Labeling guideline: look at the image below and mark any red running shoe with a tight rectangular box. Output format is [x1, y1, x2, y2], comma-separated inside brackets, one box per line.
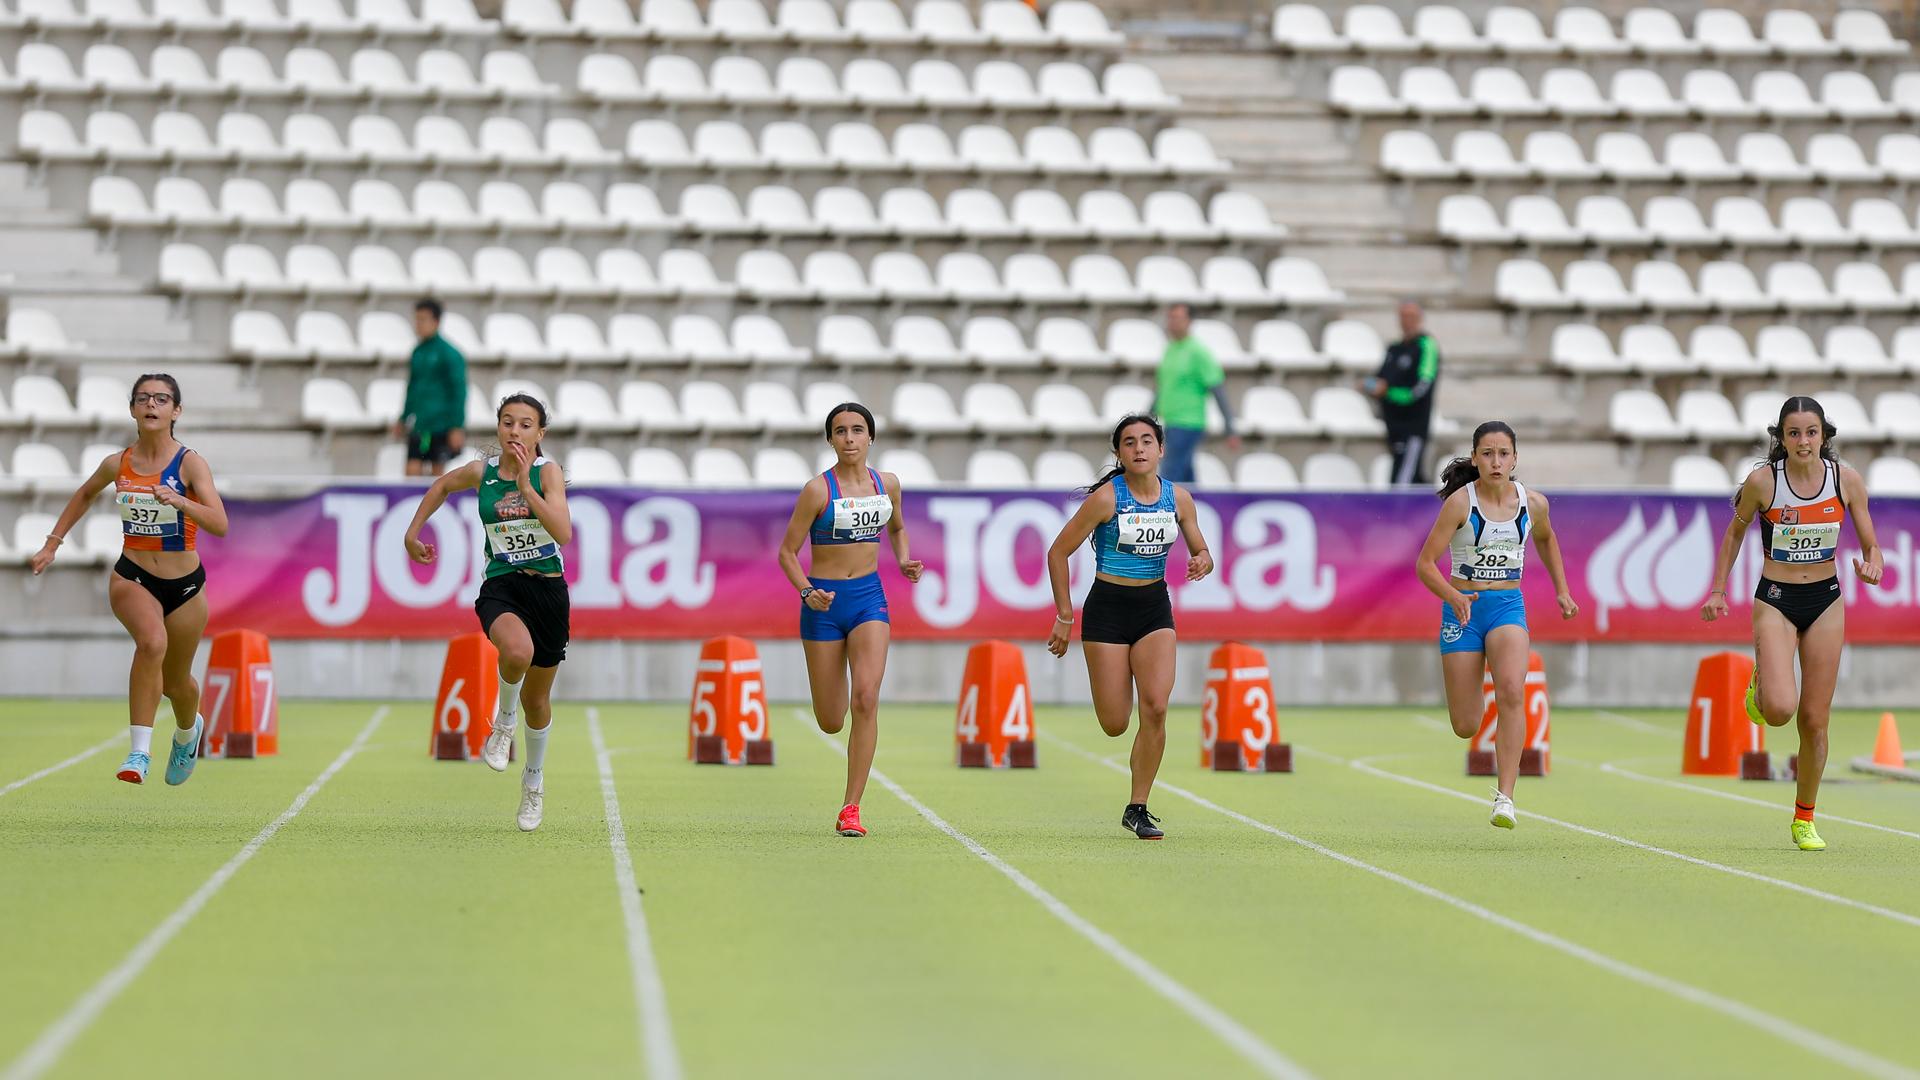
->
[836, 803, 866, 837]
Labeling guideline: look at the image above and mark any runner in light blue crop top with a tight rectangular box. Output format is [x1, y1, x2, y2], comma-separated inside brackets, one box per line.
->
[1091, 473, 1180, 580]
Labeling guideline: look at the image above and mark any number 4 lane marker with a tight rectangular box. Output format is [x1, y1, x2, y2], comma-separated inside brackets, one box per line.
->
[792, 710, 1314, 1080]
[1041, 732, 1920, 1080]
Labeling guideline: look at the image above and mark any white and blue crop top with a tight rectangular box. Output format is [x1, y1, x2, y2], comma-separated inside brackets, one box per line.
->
[810, 468, 892, 546]
[1449, 481, 1530, 583]
[1092, 474, 1179, 579]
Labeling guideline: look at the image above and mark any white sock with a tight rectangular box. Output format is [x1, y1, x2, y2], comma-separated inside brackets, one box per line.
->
[494, 674, 522, 733]
[173, 716, 201, 746]
[523, 723, 549, 790]
[129, 725, 153, 755]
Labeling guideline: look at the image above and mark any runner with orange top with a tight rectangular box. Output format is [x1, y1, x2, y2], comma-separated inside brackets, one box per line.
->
[1703, 395, 1883, 851]
[30, 373, 229, 786]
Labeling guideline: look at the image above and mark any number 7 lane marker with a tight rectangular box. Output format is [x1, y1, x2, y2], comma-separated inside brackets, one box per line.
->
[0, 737, 120, 800]
[793, 710, 1314, 1080]
[586, 708, 684, 1080]
[1041, 733, 1920, 1080]
[2, 707, 389, 1080]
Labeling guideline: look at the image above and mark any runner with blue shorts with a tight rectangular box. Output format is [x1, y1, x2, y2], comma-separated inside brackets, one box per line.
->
[1414, 421, 1578, 830]
[777, 402, 923, 838]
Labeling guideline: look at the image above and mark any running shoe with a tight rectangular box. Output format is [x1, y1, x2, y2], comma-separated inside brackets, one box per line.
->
[116, 751, 150, 785]
[1121, 803, 1163, 840]
[1744, 670, 1765, 726]
[1791, 819, 1826, 851]
[164, 716, 203, 786]
[516, 786, 544, 832]
[1490, 790, 1517, 830]
[836, 803, 866, 837]
[481, 721, 514, 772]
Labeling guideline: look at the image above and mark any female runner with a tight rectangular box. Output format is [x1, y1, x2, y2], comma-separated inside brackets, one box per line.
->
[1045, 414, 1214, 840]
[405, 393, 571, 832]
[31, 374, 228, 785]
[1704, 395, 1881, 851]
[1414, 421, 1576, 829]
[777, 403, 922, 838]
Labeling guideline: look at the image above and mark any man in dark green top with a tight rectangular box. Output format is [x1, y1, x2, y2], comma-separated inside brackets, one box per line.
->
[1362, 301, 1440, 486]
[1152, 302, 1238, 484]
[396, 297, 468, 477]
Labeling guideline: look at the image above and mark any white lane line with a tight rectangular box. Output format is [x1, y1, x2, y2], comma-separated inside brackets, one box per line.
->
[794, 710, 1314, 1080]
[1348, 757, 1920, 931]
[0, 736, 119, 799]
[1408, 714, 1451, 734]
[1599, 761, 1920, 843]
[2, 707, 389, 1080]
[1041, 732, 1920, 1080]
[587, 708, 684, 1080]
[1593, 710, 1679, 736]
[1291, 745, 1349, 765]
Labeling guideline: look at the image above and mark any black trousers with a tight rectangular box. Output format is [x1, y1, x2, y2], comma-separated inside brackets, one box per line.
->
[1386, 430, 1430, 486]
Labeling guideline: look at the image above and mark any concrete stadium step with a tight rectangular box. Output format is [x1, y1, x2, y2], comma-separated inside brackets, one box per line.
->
[1286, 240, 1461, 298]
[0, 226, 117, 278]
[1135, 50, 1302, 104]
[1233, 177, 1405, 230]
[10, 292, 196, 346]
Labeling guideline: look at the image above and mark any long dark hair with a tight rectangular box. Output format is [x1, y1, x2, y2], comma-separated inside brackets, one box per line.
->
[1078, 413, 1165, 498]
[1437, 420, 1517, 499]
[496, 392, 548, 458]
[823, 401, 876, 440]
[130, 373, 182, 435]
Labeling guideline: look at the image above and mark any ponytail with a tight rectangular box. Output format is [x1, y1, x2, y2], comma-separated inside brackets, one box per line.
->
[1437, 420, 1518, 499]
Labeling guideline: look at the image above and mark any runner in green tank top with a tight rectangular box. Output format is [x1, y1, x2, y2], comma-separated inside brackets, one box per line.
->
[404, 393, 572, 832]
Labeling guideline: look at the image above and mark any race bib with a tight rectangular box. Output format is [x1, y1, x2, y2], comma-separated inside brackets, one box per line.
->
[1116, 511, 1178, 556]
[1770, 521, 1840, 564]
[831, 494, 890, 541]
[116, 491, 179, 537]
[486, 518, 558, 564]
[1467, 538, 1524, 581]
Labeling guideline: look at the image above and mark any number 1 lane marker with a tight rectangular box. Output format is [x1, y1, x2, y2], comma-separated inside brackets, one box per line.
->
[586, 708, 684, 1080]
[792, 710, 1314, 1080]
[1041, 732, 1920, 1080]
[0, 736, 120, 800]
[2, 707, 389, 1080]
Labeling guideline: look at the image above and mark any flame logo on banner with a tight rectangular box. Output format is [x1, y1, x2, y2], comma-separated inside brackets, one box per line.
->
[1585, 503, 1716, 632]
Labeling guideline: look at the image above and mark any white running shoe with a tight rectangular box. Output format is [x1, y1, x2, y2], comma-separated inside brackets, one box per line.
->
[1490, 790, 1517, 830]
[482, 721, 515, 772]
[517, 786, 544, 832]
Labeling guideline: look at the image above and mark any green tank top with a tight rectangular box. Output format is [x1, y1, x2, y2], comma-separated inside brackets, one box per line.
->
[478, 455, 565, 579]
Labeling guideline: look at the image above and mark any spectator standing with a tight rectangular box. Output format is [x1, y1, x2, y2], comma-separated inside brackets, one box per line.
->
[397, 298, 468, 477]
[1152, 303, 1238, 484]
[1363, 301, 1441, 486]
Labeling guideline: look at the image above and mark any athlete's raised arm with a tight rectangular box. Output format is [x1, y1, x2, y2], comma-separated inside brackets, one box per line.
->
[1840, 463, 1883, 587]
[1526, 489, 1577, 619]
[1703, 467, 1769, 621]
[29, 451, 121, 574]
[403, 458, 485, 564]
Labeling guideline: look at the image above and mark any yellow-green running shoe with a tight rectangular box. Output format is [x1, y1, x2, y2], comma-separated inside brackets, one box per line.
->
[1744, 670, 1765, 726]
[1791, 819, 1826, 851]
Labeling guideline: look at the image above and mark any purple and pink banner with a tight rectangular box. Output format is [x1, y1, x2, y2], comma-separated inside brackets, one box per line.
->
[203, 487, 1920, 642]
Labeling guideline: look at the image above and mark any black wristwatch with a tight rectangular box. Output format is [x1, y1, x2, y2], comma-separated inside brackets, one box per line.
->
[799, 586, 816, 600]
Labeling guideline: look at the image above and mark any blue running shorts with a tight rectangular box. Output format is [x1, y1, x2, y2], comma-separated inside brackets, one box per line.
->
[1438, 588, 1527, 655]
[799, 572, 890, 642]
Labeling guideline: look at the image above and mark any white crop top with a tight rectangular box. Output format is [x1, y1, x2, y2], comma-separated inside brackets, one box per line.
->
[1449, 481, 1530, 583]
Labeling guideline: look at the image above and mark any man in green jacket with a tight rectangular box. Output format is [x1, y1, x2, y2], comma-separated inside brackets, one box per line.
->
[1152, 302, 1238, 484]
[1361, 301, 1440, 486]
[395, 297, 468, 477]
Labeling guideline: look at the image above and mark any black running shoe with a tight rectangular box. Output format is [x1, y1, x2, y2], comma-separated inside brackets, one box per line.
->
[1121, 803, 1163, 840]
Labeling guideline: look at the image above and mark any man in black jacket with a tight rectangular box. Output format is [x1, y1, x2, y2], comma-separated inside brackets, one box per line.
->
[1361, 301, 1440, 486]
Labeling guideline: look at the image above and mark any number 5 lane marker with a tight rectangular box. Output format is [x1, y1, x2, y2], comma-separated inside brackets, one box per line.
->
[794, 710, 1314, 1080]
[1040, 732, 1919, 1080]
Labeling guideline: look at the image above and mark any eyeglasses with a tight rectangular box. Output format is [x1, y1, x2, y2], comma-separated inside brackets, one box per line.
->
[131, 393, 175, 406]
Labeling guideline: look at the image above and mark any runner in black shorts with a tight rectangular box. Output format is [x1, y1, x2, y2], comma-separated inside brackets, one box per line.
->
[405, 392, 571, 832]
[1045, 414, 1214, 840]
[1704, 395, 1883, 851]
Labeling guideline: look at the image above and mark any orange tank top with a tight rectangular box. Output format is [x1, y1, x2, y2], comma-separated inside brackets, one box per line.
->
[116, 445, 196, 552]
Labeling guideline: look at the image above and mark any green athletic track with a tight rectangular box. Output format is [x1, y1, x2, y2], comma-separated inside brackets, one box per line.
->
[4, 698, 1920, 1080]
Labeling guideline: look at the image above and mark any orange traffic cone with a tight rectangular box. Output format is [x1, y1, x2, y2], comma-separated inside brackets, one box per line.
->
[1873, 712, 1904, 769]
